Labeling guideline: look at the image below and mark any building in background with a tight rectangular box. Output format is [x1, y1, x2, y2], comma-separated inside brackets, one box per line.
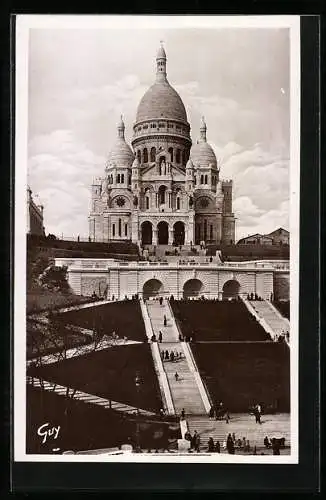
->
[89, 44, 235, 246]
[237, 228, 289, 246]
[27, 186, 45, 236]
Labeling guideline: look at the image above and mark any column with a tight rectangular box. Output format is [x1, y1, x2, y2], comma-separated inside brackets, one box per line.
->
[153, 228, 158, 246]
[168, 228, 173, 245]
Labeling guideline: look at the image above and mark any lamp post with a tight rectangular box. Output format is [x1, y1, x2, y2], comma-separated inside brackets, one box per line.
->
[135, 373, 141, 452]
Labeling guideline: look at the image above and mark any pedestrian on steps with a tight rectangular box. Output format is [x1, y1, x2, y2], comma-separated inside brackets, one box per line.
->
[161, 350, 164, 361]
[215, 440, 221, 453]
[165, 350, 169, 360]
[181, 408, 185, 420]
[163, 315, 167, 327]
[158, 331, 163, 343]
[174, 372, 179, 381]
[208, 437, 215, 452]
[159, 297, 163, 306]
[170, 351, 175, 362]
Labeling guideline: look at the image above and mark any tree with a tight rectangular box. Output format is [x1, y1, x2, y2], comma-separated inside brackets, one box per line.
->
[38, 265, 70, 293]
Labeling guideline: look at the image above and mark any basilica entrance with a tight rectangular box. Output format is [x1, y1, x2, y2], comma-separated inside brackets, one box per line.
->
[222, 279, 240, 300]
[183, 279, 204, 299]
[141, 221, 152, 245]
[173, 221, 185, 246]
[157, 221, 168, 245]
[143, 279, 164, 299]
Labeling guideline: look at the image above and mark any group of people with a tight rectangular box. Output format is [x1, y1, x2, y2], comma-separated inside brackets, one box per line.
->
[161, 349, 183, 362]
[209, 402, 229, 422]
[264, 436, 285, 455]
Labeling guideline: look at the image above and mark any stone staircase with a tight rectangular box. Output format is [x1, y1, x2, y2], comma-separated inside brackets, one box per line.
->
[27, 376, 156, 416]
[249, 300, 290, 338]
[145, 300, 208, 415]
[187, 413, 291, 452]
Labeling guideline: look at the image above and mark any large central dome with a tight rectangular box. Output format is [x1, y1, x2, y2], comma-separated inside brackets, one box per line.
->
[136, 82, 187, 123]
[135, 44, 188, 125]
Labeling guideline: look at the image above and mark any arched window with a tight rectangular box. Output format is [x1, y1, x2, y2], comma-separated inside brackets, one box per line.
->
[194, 176, 197, 185]
[146, 196, 149, 209]
[201, 175, 204, 184]
[112, 223, 115, 237]
[176, 149, 181, 163]
[204, 175, 208, 184]
[118, 219, 122, 237]
[150, 147, 156, 162]
[143, 148, 148, 163]
[168, 147, 173, 162]
[121, 173, 124, 183]
[210, 224, 213, 240]
[117, 174, 120, 183]
[128, 174, 131, 184]
[125, 223, 128, 237]
[137, 150, 141, 163]
[204, 220, 207, 240]
[177, 197, 180, 210]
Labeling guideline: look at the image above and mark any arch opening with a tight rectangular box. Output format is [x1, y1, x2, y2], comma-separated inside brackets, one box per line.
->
[183, 279, 204, 299]
[158, 185, 167, 205]
[157, 221, 168, 245]
[141, 221, 152, 245]
[143, 279, 164, 299]
[174, 221, 185, 246]
[222, 280, 241, 300]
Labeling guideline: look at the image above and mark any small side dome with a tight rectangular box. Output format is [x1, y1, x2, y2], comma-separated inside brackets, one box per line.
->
[106, 117, 134, 168]
[190, 142, 217, 169]
[190, 117, 217, 169]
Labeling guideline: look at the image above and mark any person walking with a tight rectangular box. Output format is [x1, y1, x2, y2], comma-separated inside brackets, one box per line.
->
[174, 372, 179, 381]
[209, 406, 214, 420]
[159, 297, 163, 306]
[191, 431, 198, 450]
[165, 350, 169, 360]
[207, 437, 214, 452]
[158, 331, 163, 343]
[161, 350, 165, 361]
[163, 315, 167, 327]
[170, 351, 175, 362]
[181, 408, 185, 420]
[195, 433, 201, 453]
[225, 412, 230, 424]
[227, 434, 235, 455]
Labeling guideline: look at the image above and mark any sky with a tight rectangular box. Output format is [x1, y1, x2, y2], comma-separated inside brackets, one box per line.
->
[27, 25, 290, 240]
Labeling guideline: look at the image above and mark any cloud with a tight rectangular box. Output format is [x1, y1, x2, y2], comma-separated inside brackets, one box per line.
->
[28, 130, 105, 237]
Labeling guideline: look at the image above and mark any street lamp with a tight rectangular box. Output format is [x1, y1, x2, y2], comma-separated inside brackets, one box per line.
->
[135, 373, 142, 452]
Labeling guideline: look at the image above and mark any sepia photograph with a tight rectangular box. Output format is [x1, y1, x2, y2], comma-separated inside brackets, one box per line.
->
[14, 15, 300, 464]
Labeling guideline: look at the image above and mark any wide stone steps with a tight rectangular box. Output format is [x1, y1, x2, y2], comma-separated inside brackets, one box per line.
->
[187, 413, 291, 450]
[145, 300, 207, 415]
[250, 301, 289, 337]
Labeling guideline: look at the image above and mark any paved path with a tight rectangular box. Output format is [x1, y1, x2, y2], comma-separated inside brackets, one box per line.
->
[27, 376, 155, 417]
[27, 337, 142, 366]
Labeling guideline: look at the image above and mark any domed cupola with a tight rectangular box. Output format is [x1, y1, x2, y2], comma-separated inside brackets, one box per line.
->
[105, 116, 134, 169]
[134, 43, 188, 124]
[190, 117, 218, 169]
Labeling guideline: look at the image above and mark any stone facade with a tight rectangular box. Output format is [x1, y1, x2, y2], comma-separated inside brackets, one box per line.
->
[27, 187, 45, 236]
[89, 44, 235, 246]
[55, 258, 289, 301]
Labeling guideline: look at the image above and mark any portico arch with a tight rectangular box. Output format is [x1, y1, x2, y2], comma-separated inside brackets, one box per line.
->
[141, 221, 152, 245]
[157, 220, 168, 244]
[222, 279, 241, 300]
[174, 221, 185, 246]
[183, 279, 204, 299]
[143, 279, 164, 299]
